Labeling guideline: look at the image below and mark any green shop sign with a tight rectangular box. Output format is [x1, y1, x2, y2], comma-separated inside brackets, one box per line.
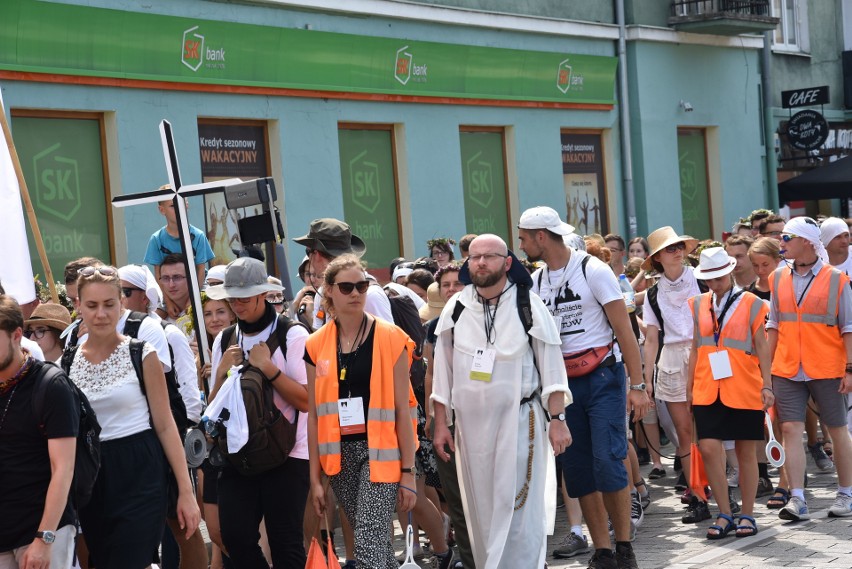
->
[0, 0, 616, 105]
[460, 131, 511, 243]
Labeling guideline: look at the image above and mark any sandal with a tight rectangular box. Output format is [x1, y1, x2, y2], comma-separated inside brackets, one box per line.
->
[767, 488, 790, 509]
[736, 515, 758, 538]
[706, 513, 737, 540]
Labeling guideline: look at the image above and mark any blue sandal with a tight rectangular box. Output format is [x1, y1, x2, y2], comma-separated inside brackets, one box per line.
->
[706, 513, 737, 540]
[767, 488, 789, 509]
[736, 515, 758, 538]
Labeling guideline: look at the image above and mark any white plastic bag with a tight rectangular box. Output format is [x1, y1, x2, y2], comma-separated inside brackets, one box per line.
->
[202, 366, 249, 453]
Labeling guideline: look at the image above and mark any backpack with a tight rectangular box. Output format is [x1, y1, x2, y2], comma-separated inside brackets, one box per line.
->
[32, 360, 101, 510]
[386, 295, 428, 405]
[216, 315, 304, 476]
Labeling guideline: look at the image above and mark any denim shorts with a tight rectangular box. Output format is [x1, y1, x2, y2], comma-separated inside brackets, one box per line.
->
[559, 361, 629, 498]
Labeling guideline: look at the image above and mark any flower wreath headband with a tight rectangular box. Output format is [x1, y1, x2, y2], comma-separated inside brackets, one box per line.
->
[427, 237, 456, 252]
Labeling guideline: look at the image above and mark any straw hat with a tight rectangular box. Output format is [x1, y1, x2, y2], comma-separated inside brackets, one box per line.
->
[692, 247, 736, 280]
[25, 302, 72, 332]
[419, 282, 445, 321]
[641, 226, 699, 271]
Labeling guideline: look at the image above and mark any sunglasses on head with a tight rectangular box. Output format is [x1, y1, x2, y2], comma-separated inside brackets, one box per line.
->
[78, 266, 117, 277]
[663, 242, 687, 254]
[781, 234, 799, 242]
[333, 280, 370, 295]
[121, 287, 142, 298]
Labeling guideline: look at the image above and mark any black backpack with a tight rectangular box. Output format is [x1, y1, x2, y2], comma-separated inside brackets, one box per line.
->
[386, 295, 428, 405]
[215, 315, 304, 475]
[32, 360, 102, 510]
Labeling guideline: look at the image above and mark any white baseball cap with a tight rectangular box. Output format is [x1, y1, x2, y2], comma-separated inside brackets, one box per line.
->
[518, 206, 575, 236]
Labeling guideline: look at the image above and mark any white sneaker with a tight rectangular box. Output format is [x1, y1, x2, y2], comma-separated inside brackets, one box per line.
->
[779, 495, 810, 521]
[828, 492, 852, 517]
[726, 466, 739, 488]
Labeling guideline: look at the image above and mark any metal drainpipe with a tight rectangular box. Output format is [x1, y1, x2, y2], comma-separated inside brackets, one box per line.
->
[762, 30, 780, 212]
[616, 0, 638, 238]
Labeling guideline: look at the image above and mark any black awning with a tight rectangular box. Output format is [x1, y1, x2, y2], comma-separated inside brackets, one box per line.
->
[778, 155, 852, 203]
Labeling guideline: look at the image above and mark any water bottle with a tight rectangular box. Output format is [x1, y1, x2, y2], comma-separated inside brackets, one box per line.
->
[619, 274, 636, 313]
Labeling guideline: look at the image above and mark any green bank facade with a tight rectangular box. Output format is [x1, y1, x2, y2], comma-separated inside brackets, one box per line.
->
[1, 0, 777, 279]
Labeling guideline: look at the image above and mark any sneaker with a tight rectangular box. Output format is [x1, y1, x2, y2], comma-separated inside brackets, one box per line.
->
[432, 549, 455, 569]
[648, 466, 666, 480]
[680, 488, 693, 504]
[452, 562, 464, 569]
[779, 495, 810, 521]
[726, 466, 739, 488]
[639, 489, 651, 510]
[756, 476, 773, 498]
[587, 549, 618, 569]
[674, 472, 687, 491]
[808, 442, 834, 472]
[682, 497, 711, 524]
[607, 519, 636, 542]
[552, 532, 590, 559]
[729, 487, 741, 515]
[615, 542, 639, 569]
[631, 492, 645, 528]
[828, 492, 852, 517]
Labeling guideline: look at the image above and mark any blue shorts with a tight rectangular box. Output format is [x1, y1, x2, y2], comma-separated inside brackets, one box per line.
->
[559, 362, 629, 498]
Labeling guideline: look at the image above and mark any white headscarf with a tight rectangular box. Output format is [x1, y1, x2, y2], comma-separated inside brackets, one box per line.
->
[820, 217, 849, 247]
[784, 217, 829, 264]
[118, 264, 162, 314]
[383, 282, 426, 309]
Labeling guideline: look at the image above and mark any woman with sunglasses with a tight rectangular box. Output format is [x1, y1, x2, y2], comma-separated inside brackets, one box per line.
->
[68, 266, 200, 569]
[305, 254, 419, 569]
[641, 227, 714, 523]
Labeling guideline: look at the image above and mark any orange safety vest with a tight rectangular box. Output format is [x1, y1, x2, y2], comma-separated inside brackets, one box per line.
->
[689, 291, 768, 410]
[770, 266, 849, 380]
[305, 318, 418, 483]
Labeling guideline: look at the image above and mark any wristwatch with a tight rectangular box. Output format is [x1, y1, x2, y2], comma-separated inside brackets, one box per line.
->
[552, 412, 566, 422]
[401, 467, 415, 474]
[628, 383, 646, 391]
[35, 530, 56, 544]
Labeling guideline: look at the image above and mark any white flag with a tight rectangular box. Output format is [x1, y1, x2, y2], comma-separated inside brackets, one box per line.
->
[0, 90, 37, 303]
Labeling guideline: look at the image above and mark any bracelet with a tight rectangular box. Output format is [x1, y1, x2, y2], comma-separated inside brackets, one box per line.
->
[761, 387, 773, 392]
[266, 369, 282, 383]
[400, 484, 418, 495]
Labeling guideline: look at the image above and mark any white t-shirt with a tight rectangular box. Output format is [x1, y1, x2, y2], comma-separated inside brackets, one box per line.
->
[531, 251, 622, 354]
[642, 266, 701, 344]
[210, 318, 310, 460]
[832, 254, 852, 278]
[71, 338, 157, 441]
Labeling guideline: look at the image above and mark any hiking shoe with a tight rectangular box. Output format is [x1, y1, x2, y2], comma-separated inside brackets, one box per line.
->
[615, 542, 639, 569]
[682, 497, 711, 524]
[828, 492, 852, 517]
[552, 532, 590, 559]
[808, 443, 834, 472]
[674, 471, 687, 491]
[756, 476, 773, 498]
[779, 495, 810, 521]
[587, 549, 618, 569]
[726, 466, 739, 488]
[648, 466, 666, 480]
[432, 549, 455, 569]
[631, 492, 645, 528]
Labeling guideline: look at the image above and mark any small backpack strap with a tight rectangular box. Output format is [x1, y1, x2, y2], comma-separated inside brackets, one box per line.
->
[129, 338, 146, 394]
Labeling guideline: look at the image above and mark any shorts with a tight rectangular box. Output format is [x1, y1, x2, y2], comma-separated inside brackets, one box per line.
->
[654, 341, 691, 403]
[560, 361, 629, 498]
[0, 525, 76, 569]
[693, 395, 764, 440]
[772, 376, 848, 427]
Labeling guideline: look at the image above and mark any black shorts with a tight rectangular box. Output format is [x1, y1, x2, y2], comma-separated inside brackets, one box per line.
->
[693, 396, 764, 441]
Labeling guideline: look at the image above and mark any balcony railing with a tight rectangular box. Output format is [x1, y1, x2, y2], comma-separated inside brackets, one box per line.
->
[669, 0, 779, 35]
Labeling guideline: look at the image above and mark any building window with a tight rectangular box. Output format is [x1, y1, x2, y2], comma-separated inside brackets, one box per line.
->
[561, 131, 608, 236]
[458, 128, 512, 244]
[677, 128, 713, 239]
[772, 0, 809, 53]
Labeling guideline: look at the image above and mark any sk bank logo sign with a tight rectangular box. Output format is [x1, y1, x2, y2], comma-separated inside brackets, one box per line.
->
[182, 26, 205, 71]
[466, 151, 493, 209]
[557, 58, 584, 94]
[394, 46, 428, 85]
[349, 151, 381, 214]
[32, 143, 82, 222]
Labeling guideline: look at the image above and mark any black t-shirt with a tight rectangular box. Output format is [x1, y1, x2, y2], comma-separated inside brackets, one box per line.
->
[746, 282, 771, 302]
[0, 362, 79, 550]
[305, 321, 375, 442]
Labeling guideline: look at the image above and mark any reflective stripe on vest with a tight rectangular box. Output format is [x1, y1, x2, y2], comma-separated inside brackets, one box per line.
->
[773, 268, 840, 326]
[317, 401, 338, 417]
[368, 408, 395, 422]
[369, 447, 402, 462]
[693, 293, 762, 353]
[319, 441, 341, 456]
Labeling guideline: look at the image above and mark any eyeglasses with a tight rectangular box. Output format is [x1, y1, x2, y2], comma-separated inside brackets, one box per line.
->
[468, 253, 508, 263]
[432, 250, 450, 257]
[121, 287, 142, 298]
[266, 293, 284, 304]
[781, 234, 799, 242]
[761, 230, 782, 237]
[77, 266, 117, 277]
[332, 281, 370, 295]
[24, 327, 49, 340]
[663, 242, 687, 254]
[159, 275, 187, 284]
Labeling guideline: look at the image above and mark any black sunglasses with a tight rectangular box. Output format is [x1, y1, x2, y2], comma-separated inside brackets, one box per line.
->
[332, 281, 370, 295]
[121, 287, 142, 298]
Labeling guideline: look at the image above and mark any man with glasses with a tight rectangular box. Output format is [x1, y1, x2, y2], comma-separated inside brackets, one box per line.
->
[605, 234, 627, 276]
[159, 254, 193, 323]
[768, 216, 852, 521]
[432, 233, 572, 569]
[207, 257, 310, 569]
[759, 215, 786, 241]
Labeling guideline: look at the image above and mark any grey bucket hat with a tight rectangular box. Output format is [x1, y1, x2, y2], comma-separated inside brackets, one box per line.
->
[205, 258, 283, 300]
[292, 218, 366, 258]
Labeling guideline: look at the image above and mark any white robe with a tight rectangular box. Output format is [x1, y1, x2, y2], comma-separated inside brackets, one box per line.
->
[431, 283, 571, 569]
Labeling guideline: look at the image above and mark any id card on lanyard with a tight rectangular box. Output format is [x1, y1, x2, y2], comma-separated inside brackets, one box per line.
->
[708, 290, 743, 380]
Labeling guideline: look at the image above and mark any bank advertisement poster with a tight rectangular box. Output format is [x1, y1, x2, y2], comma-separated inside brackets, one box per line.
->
[561, 132, 607, 236]
[198, 122, 269, 264]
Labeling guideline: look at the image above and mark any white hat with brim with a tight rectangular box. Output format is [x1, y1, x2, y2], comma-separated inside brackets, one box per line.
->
[641, 226, 700, 271]
[206, 257, 283, 300]
[693, 247, 736, 280]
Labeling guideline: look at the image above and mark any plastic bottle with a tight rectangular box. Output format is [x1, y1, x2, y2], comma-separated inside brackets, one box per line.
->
[619, 274, 636, 313]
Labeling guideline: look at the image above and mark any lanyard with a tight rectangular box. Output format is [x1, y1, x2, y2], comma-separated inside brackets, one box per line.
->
[797, 272, 816, 306]
[478, 284, 514, 345]
[711, 289, 744, 346]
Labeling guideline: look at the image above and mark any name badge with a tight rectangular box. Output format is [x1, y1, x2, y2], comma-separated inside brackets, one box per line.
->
[338, 397, 366, 435]
[470, 348, 496, 382]
[708, 350, 733, 381]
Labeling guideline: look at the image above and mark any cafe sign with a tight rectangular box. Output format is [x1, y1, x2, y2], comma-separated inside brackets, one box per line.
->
[787, 109, 829, 151]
